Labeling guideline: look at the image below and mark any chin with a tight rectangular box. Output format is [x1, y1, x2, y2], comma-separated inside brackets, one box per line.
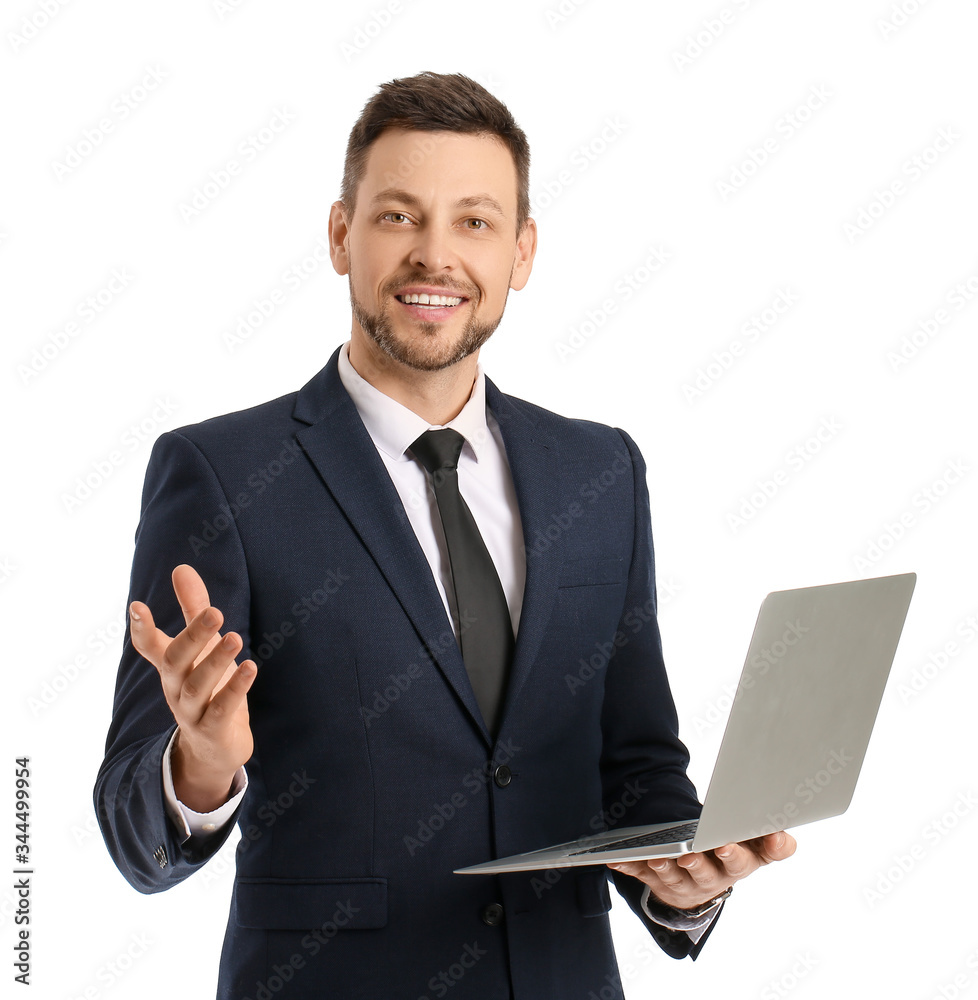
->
[372, 323, 496, 373]
[385, 339, 476, 373]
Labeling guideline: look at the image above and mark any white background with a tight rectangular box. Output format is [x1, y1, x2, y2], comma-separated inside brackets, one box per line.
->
[3, 1, 977, 998]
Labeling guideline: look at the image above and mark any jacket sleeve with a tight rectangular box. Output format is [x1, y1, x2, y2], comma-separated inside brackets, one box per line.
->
[94, 430, 252, 893]
[599, 428, 722, 959]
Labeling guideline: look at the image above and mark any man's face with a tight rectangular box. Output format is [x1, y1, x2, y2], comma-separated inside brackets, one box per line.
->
[329, 128, 536, 372]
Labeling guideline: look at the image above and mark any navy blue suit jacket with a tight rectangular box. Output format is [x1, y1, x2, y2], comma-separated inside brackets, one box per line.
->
[95, 345, 717, 999]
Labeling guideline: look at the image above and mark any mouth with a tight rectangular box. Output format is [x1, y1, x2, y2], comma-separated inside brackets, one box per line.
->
[394, 290, 468, 321]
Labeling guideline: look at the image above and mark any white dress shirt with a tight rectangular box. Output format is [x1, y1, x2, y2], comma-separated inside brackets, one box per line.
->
[161, 340, 717, 940]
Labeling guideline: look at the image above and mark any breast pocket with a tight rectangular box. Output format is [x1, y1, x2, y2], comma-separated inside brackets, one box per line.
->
[557, 556, 625, 590]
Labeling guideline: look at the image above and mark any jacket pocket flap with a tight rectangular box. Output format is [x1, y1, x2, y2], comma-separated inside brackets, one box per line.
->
[234, 877, 388, 930]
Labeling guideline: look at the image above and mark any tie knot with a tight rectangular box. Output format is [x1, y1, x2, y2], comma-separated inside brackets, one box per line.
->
[410, 428, 465, 477]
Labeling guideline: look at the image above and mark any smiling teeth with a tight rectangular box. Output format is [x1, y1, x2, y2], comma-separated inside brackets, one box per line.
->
[399, 293, 463, 306]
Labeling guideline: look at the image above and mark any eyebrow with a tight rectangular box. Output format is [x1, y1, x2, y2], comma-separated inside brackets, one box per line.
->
[369, 188, 507, 219]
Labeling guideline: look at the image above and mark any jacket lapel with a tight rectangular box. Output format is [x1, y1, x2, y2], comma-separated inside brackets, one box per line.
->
[293, 347, 491, 743]
[484, 378, 562, 733]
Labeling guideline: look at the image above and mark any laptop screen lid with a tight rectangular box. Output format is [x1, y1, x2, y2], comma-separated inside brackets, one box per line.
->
[691, 571, 916, 853]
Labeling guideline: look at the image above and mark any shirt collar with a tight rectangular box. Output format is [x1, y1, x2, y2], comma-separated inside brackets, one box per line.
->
[337, 340, 491, 463]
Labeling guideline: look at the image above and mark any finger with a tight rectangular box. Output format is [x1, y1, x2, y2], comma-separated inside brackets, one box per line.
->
[758, 831, 797, 862]
[129, 601, 176, 668]
[177, 631, 244, 719]
[606, 860, 650, 880]
[161, 605, 225, 681]
[197, 659, 258, 734]
[712, 843, 757, 879]
[173, 564, 212, 629]
[644, 859, 687, 892]
[676, 851, 721, 887]
[607, 859, 693, 903]
[211, 656, 244, 698]
[739, 831, 793, 864]
[606, 860, 669, 894]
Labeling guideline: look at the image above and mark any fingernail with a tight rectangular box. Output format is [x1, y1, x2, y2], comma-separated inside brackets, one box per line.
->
[203, 609, 218, 627]
[129, 604, 141, 622]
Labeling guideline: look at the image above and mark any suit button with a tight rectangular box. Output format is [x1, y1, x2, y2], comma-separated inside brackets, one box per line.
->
[481, 903, 504, 926]
[493, 765, 512, 788]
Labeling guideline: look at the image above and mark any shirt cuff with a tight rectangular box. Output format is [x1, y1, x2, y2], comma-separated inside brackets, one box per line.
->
[161, 728, 248, 842]
[640, 885, 722, 945]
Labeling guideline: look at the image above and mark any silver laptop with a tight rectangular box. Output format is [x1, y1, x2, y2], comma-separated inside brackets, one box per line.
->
[455, 572, 916, 874]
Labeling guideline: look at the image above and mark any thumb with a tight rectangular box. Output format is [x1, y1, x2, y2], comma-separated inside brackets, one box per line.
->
[172, 563, 212, 628]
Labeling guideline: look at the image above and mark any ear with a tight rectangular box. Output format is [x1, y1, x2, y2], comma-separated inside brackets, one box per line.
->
[328, 200, 352, 276]
[509, 216, 538, 291]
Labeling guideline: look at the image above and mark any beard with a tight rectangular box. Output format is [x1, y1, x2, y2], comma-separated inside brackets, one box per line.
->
[348, 267, 509, 372]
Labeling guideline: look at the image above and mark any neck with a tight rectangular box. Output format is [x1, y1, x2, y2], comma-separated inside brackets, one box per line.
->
[347, 332, 479, 425]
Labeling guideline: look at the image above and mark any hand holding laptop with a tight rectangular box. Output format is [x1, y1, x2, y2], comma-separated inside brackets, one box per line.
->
[607, 830, 797, 912]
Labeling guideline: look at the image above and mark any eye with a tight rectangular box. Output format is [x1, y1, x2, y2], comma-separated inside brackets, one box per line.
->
[464, 218, 488, 230]
[382, 212, 411, 224]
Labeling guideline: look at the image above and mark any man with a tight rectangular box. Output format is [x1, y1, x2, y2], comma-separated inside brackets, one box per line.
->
[95, 72, 795, 999]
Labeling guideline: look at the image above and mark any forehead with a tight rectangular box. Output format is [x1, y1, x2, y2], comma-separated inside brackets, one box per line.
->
[359, 128, 518, 216]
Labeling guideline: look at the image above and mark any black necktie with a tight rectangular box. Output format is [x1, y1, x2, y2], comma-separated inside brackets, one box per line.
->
[410, 428, 514, 734]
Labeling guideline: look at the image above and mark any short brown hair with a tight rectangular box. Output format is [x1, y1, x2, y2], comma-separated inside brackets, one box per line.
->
[340, 71, 531, 234]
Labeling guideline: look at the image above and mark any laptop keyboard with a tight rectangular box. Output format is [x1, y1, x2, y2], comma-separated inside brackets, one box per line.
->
[569, 821, 700, 855]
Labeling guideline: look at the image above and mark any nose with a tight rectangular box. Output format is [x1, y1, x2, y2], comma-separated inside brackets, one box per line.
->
[409, 222, 458, 273]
